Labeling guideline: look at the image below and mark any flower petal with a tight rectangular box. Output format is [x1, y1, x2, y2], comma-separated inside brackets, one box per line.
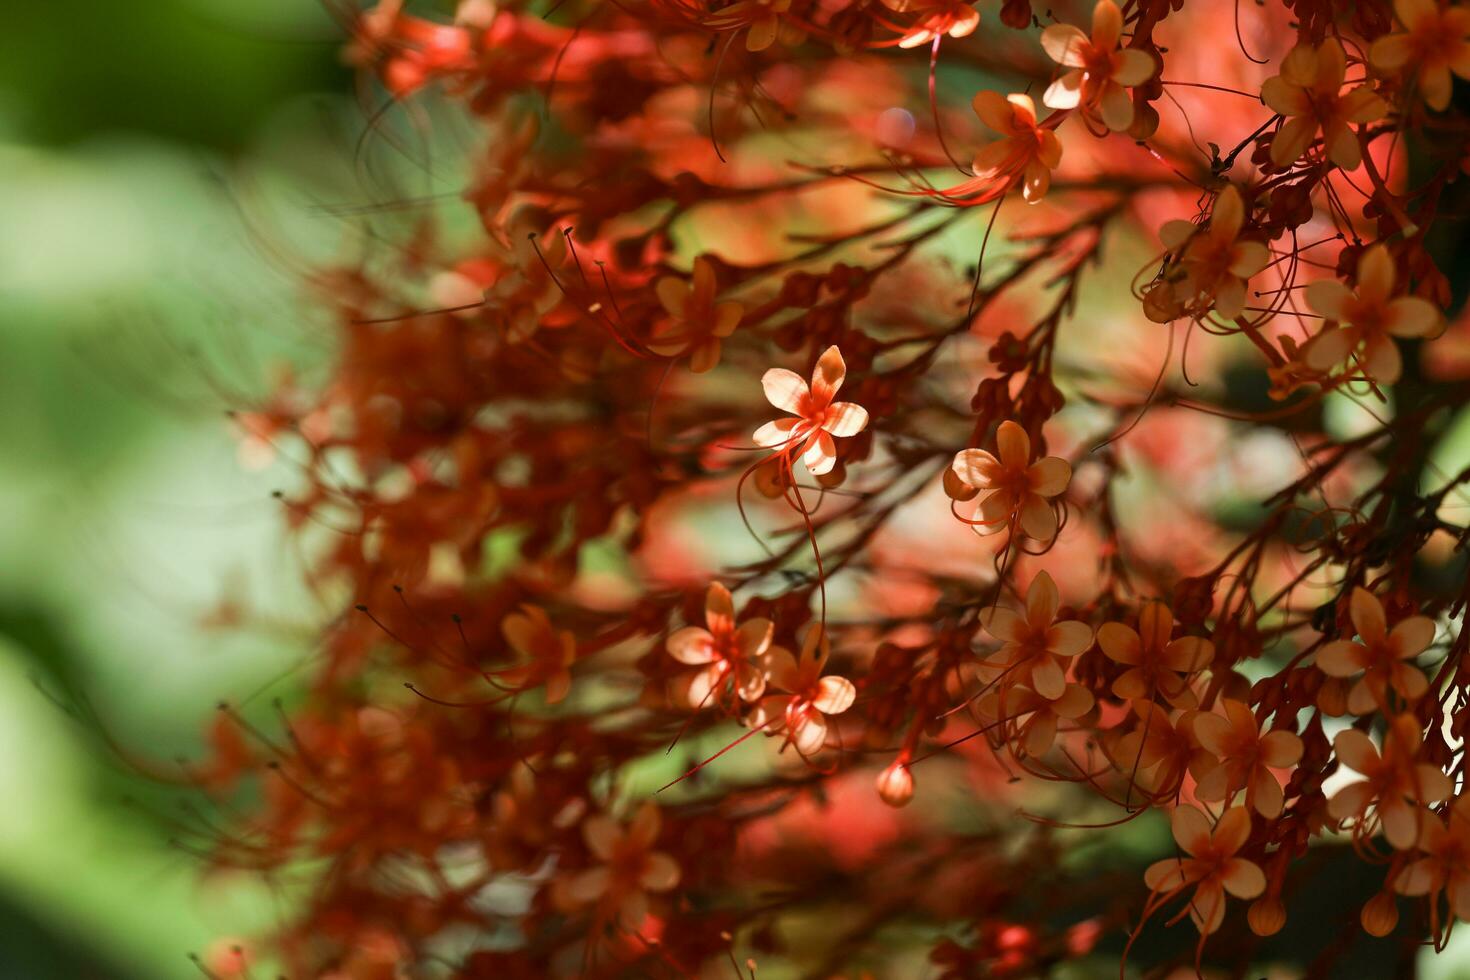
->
[1019, 494, 1058, 540]
[641, 852, 681, 891]
[761, 368, 809, 415]
[1040, 24, 1090, 67]
[952, 448, 1003, 488]
[811, 345, 847, 406]
[813, 674, 856, 715]
[1027, 456, 1072, 497]
[1047, 620, 1093, 658]
[752, 416, 800, 449]
[1350, 587, 1387, 643]
[822, 401, 869, 437]
[668, 626, 717, 665]
[1098, 623, 1142, 664]
[1171, 804, 1214, 855]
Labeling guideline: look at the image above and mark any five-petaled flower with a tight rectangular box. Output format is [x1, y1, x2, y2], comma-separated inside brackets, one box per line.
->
[951, 420, 1071, 541]
[1098, 601, 1212, 708]
[667, 581, 774, 709]
[649, 255, 743, 374]
[1040, 0, 1157, 131]
[977, 680, 1096, 759]
[1151, 185, 1271, 322]
[754, 345, 870, 476]
[966, 92, 1064, 204]
[1315, 587, 1435, 715]
[1329, 714, 1452, 849]
[1304, 245, 1445, 384]
[1394, 795, 1470, 918]
[565, 803, 681, 931]
[750, 625, 857, 756]
[1261, 39, 1388, 170]
[1370, 0, 1470, 111]
[979, 570, 1094, 700]
[500, 604, 576, 704]
[1143, 806, 1266, 935]
[1192, 699, 1303, 819]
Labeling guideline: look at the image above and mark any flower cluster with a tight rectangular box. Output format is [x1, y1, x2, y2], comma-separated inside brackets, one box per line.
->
[157, 0, 1470, 976]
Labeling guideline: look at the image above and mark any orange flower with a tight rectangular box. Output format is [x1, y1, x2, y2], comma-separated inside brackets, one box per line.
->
[1143, 806, 1266, 934]
[750, 625, 856, 756]
[667, 582, 774, 708]
[707, 0, 800, 52]
[1370, 0, 1470, 111]
[951, 420, 1071, 541]
[1328, 715, 1451, 849]
[1107, 700, 1199, 798]
[1040, 0, 1157, 131]
[977, 681, 1095, 758]
[649, 256, 743, 373]
[1304, 245, 1445, 384]
[500, 604, 576, 704]
[881, 0, 980, 49]
[978, 570, 1093, 699]
[565, 803, 681, 931]
[1261, 39, 1387, 169]
[1394, 795, 1470, 918]
[1098, 601, 1212, 708]
[968, 92, 1063, 204]
[1315, 587, 1435, 714]
[753, 345, 869, 476]
[1191, 699, 1303, 819]
[1151, 185, 1271, 321]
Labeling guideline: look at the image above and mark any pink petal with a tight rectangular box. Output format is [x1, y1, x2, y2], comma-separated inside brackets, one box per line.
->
[761, 367, 809, 415]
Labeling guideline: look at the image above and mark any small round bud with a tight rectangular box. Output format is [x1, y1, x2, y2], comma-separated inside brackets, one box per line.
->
[876, 760, 914, 807]
[1361, 891, 1399, 937]
[1247, 896, 1286, 936]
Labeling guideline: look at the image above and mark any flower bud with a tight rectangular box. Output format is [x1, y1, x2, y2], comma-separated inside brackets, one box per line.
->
[1361, 891, 1399, 937]
[1247, 896, 1286, 936]
[876, 760, 914, 807]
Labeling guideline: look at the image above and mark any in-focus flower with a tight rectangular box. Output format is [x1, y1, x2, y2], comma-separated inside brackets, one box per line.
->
[1328, 715, 1452, 849]
[1261, 39, 1387, 169]
[951, 420, 1071, 540]
[1151, 185, 1271, 321]
[1143, 806, 1266, 934]
[965, 92, 1063, 204]
[754, 345, 869, 476]
[1304, 245, 1445, 384]
[667, 582, 774, 708]
[1315, 586, 1434, 714]
[1040, 0, 1157, 131]
[1370, 0, 1470, 111]
[979, 570, 1093, 699]
[500, 604, 576, 703]
[565, 803, 681, 930]
[649, 256, 743, 373]
[1191, 699, 1303, 818]
[751, 625, 857, 756]
[1098, 601, 1212, 708]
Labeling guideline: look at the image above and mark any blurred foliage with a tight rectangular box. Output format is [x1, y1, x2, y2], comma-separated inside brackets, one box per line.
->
[0, 2, 347, 976]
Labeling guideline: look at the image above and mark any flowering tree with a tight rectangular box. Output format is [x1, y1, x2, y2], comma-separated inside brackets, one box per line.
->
[187, 0, 1470, 975]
